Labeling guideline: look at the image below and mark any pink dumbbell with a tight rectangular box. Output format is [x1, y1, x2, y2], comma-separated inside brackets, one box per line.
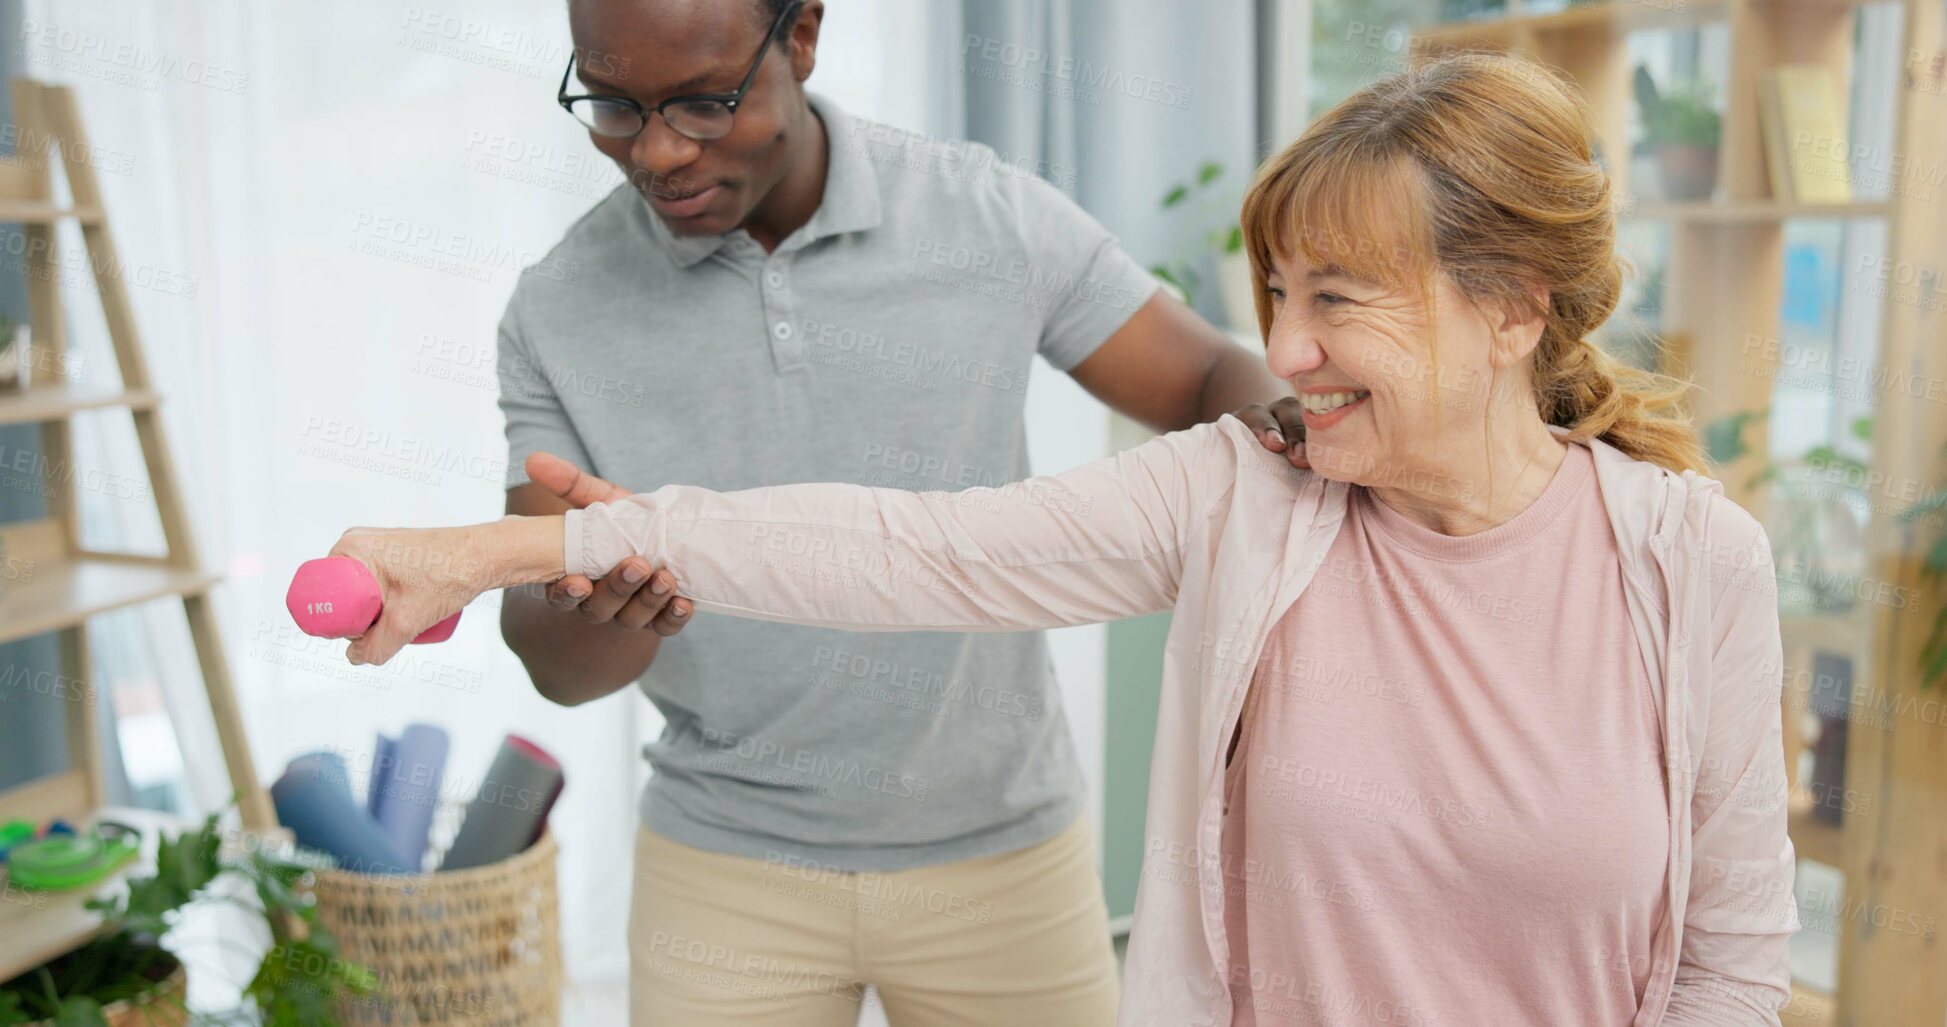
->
[286, 556, 461, 644]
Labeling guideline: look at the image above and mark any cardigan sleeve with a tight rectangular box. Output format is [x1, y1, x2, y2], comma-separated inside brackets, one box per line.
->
[1663, 498, 1797, 1025]
[562, 417, 1247, 633]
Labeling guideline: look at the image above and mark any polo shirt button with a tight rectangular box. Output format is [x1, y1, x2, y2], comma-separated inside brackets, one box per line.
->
[773, 321, 794, 341]
[766, 271, 784, 288]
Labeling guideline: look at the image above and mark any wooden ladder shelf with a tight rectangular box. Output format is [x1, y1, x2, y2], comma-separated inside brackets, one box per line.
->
[0, 77, 271, 984]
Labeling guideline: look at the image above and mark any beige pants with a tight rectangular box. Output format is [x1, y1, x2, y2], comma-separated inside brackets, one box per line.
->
[627, 816, 1120, 1026]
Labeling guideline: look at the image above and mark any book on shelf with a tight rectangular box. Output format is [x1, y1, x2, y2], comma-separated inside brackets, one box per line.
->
[1759, 65, 1851, 204]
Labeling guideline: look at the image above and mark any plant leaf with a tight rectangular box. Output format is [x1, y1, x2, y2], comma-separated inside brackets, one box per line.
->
[1704, 410, 1758, 465]
[51, 997, 106, 1027]
[1632, 65, 1661, 120]
[1921, 606, 1947, 689]
[1925, 529, 1947, 577]
[1161, 184, 1189, 208]
[1196, 161, 1223, 185]
[1850, 415, 1874, 442]
[1901, 486, 1947, 524]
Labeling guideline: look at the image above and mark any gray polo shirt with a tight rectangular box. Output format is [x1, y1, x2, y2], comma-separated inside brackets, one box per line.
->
[496, 93, 1158, 870]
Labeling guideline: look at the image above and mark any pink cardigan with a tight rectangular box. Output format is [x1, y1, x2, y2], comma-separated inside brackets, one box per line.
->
[565, 415, 1798, 1026]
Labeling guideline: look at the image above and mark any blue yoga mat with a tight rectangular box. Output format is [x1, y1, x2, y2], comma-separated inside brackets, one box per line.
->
[367, 724, 449, 871]
[272, 753, 412, 875]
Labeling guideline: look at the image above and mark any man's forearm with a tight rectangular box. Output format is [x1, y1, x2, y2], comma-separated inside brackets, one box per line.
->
[501, 585, 663, 705]
[1195, 341, 1292, 426]
[485, 513, 660, 705]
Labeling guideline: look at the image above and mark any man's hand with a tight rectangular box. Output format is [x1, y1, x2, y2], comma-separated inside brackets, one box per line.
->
[525, 452, 694, 636]
[1231, 397, 1310, 469]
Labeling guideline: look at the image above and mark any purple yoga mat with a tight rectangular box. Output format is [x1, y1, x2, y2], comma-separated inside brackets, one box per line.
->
[366, 723, 449, 871]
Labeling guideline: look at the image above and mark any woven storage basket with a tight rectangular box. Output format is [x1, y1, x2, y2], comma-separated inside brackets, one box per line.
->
[309, 830, 561, 1026]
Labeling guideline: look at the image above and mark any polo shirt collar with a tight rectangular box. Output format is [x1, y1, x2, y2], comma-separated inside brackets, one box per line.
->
[797, 92, 883, 242]
[645, 91, 882, 268]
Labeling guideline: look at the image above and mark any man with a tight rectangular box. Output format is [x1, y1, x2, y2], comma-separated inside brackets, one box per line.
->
[496, 0, 1304, 1022]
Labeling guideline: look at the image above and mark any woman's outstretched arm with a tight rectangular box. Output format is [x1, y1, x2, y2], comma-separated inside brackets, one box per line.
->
[333, 418, 1243, 665]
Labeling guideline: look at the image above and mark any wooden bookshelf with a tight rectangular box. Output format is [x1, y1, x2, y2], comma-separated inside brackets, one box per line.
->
[0, 79, 271, 987]
[1786, 793, 1844, 868]
[1413, 2, 1947, 1024]
[0, 807, 193, 983]
[0, 382, 161, 426]
[0, 199, 101, 224]
[1630, 199, 1891, 222]
[1415, 0, 1729, 45]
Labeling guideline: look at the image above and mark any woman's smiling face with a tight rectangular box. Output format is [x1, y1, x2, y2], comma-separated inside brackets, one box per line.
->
[1260, 249, 1506, 490]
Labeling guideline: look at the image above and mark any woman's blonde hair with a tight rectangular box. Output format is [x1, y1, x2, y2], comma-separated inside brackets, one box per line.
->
[1240, 52, 1706, 475]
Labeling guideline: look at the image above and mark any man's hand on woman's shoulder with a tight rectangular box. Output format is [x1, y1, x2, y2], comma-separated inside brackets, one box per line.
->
[1230, 397, 1311, 469]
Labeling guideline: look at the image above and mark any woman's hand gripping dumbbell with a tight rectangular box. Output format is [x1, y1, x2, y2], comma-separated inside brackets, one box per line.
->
[287, 555, 463, 645]
[286, 520, 565, 664]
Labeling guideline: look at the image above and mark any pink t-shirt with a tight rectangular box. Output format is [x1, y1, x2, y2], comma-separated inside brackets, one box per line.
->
[1220, 442, 1668, 1026]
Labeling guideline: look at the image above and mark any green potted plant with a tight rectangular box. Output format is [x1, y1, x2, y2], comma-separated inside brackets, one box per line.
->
[1634, 65, 1722, 202]
[1150, 162, 1252, 330]
[1897, 455, 1947, 688]
[0, 813, 374, 1027]
[0, 313, 24, 391]
[1707, 410, 1947, 688]
[1706, 410, 1873, 616]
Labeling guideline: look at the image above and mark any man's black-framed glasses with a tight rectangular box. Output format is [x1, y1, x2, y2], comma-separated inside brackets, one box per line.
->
[558, 0, 805, 142]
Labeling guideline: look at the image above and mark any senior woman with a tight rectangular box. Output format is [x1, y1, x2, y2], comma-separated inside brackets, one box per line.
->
[330, 54, 1794, 1026]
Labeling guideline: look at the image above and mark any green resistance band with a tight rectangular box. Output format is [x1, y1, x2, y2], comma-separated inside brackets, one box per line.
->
[8, 821, 141, 891]
[0, 819, 33, 859]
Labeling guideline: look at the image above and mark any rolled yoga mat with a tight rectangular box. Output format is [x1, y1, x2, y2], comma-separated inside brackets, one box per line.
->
[300, 749, 351, 796]
[271, 753, 412, 874]
[439, 735, 564, 871]
[367, 723, 449, 871]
